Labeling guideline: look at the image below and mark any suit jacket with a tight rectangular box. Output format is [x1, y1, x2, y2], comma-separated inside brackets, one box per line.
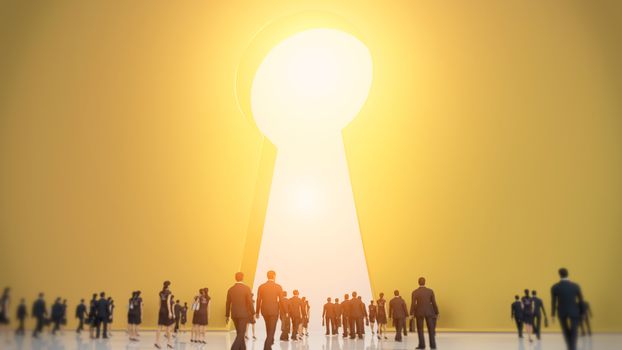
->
[349, 298, 366, 318]
[511, 301, 523, 319]
[17, 304, 27, 319]
[226, 282, 254, 319]
[322, 302, 334, 319]
[279, 297, 289, 318]
[32, 299, 46, 318]
[389, 296, 408, 319]
[256, 280, 283, 317]
[551, 280, 583, 319]
[96, 298, 109, 319]
[288, 296, 303, 319]
[334, 303, 342, 318]
[76, 304, 86, 318]
[340, 299, 351, 318]
[411, 287, 439, 317]
[533, 297, 545, 316]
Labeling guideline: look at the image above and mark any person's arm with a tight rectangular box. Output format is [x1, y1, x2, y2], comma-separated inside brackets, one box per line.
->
[431, 290, 439, 316]
[225, 290, 231, 323]
[541, 300, 547, 319]
[410, 292, 415, 317]
[511, 304, 515, 320]
[255, 287, 262, 319]
[388, 301, 393, 319]
[577, 286, 584, 316]
[551, 286, 557, 320]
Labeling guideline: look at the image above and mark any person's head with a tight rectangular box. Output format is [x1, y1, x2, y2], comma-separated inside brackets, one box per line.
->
[136, 291, 141, 297]
[559, 268, 569, 278]
[235, 272, 244, 282]
[335, 298, 339, 303]
[327, 297, 331, 302]
[204, 287, 209, 296]
[107, 297, 112, 301]
[63, 299, 67, 304]
[282, 291, 287, 297]
[20, 298, 25, 303]
[100, 292, 105, 298]
[176, 299, 180, 304]
[39, 292, 44, 298]
[267, 270, 276, 280]
[394, 290, 399, 296]
[184, 302, 187, 306]
[293, 290, 299, 296]
[55, 297, 61, 303]
[344, 294, 349, 300]
[80, 299, 84, 303]
[379, 292, 384, 298]
[92, 293, 97, 299]
[301, 296, 306, 301]
[515, 295, 520, 301]
[163, 280, 171, 290]
[2, 287, 9, 295]
[418, 277, 426, 286]
[352, 291, 358, 298]
[532, 290, 537, 296]
[370, 300, 374, 305]
[524, 289, 530, 296]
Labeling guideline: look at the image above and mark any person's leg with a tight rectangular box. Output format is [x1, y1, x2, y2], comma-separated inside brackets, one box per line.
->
[534, 315, 541, 339]
[416, 316, 425, 348]
[426, 317, 437, 349]
[349, 317, 356, 339]
[559, 316, 571, 349]
[395, 318, 403, 341]
[569, 317, 580, 350]
[585, 316, 592, 336]
[516, 319, 523, 337]
[231, 318, 246, 350]
[155, 325, 162, 346]
[103, 320, 108, 339]
[342, 316, 347, 337]
[264, 315, 277, 349]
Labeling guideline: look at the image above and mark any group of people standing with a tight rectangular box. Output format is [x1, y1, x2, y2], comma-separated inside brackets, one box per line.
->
[510, 289, 548, 342]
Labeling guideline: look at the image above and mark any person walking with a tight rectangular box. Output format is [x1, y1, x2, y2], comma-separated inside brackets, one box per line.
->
[225, 272, 254, 350]
[551, 268, 584, 350]
[388, 290, 408, 342]
[511, 295, 524, 338]
[255, 270, 283, 349]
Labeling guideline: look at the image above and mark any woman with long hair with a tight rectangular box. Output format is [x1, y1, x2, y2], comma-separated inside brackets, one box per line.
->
[376, 293, 388, 340]
[368, 300, 377, 335]
[127, 291, 143, 341]
[190, 289, 202, 343]
[155, 281, 174, 349]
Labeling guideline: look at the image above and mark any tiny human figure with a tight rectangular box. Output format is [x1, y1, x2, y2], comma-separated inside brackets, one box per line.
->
[180, 302, 188, 332]
[368, 300, 377, 335]
[75, 299, 87, 333]
[255, 270, 284, 350]
[279, 291, 290, 341]
[225, 272, 254, 350]
[31, 292, 47, 338]
[322, 297, 335, 335]
[173, 300, 182, 334]
[521, 289, 535, 343]
[348, 292, 365, 339]
[88, 293, 97, 339]
[192, 288, 210, 344]
[511, 295, 524, 338]
[376, 293, 388, 340]
[388, 290, 408, 342]
[107, 297, 114, 337]
[288, 290, 303, 341]
[332, 298, 341, 336]
[245, 293, 256, 340]
[411, 277, 440, 350]
[358, 296, 368, 335]
[129, 291, 143, 341]
[340, 294, 350, 338]
[51, 297, 64, 335]
[580, 300, 592, 336]
[300, 296, 309, 337]
[95, 292, 110, 339]
[155, 281, 174, 349]
[0, 287, 10, 339]
[532, 290, 548, 340]
[551, 267, 584, 350]
[16, 298, 27, 336]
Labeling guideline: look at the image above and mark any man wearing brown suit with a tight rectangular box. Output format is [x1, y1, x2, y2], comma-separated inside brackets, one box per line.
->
[322, 297, 336, 335]
[388, 290, 408, 342]
[288, 290, 303, 341]
[278, 291, 290, 341]
[348, 292, 366, 339]
[333, 298, 341, 335]
[411, 277, 439, 349]
[256, 270, 283, 350]
[226, 272, 255, 350]
[340, 294, 350, 338]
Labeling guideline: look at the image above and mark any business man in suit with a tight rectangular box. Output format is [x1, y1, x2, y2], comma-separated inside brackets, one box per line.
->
[322, 297, 335, 335]
[340, 294, 350, 338]
[531, 290, 548, 340]
[348, 292, 365, 339]
[226, 272, 255, 350]
[388, 290, 408, 342]
[511, 295, 524, 338]
[256, 270, 283, 349]
[333, 298, 341, 335]
[411, 277, 439, 349]
[579, 301, 592, 336]
[288, 290, 303, 341]
[551, 268, 583, 350]
[95, 292, 109, 339]
[278, 291, 290, 341]
[75, 299, 87, 333]
[31, 293, 47, 338]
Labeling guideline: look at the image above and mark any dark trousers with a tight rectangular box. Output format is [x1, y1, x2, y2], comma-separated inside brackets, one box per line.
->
[324, 317, 334, 335]
[174, 318, 180, 332]
[534, 314, 542, 338]
[349, 317, 363, 338]
[580, 316, 592, 336]
[263, 314, 278, 350]
[559, 316, 580, 350]
[33, 317, 45, 337]
[52, 319, 61, 334]
[394, 318, 405, 341]
[16, 318, 25, 335]
[291, 317, 302, 339]
[279, 315, 290, 340]
[95, 317, 108, 338]
[416, 316, 436, 348]
[232, 317, 248, 350]
[514, 318, 524, 337]
[332, 316, 339, 334]
[76, 317, 84, 332]
[341, 316, 349, 337]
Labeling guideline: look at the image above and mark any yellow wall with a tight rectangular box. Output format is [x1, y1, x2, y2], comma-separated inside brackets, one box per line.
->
[1, 1, 621, 332]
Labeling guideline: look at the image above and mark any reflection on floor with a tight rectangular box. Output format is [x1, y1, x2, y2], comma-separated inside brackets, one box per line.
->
[2, 331, 619, 350]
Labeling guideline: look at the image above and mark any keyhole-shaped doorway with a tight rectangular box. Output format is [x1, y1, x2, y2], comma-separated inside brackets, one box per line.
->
[250, 28, 373, 320]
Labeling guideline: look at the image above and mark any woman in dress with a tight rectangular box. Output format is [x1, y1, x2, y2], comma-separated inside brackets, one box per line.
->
[128, 291, 142, 341]
[191, 289, 202, 343]
[155, 281, 174, 349]
[107, 298, 114, 338]
[88, 293, 98, 339]
[368, 300, 377, 335]
[376, 293, 388, 340]
[198, 288, 211, 343]
[246, 293, 257, 340]
[521, 289, 535, 342]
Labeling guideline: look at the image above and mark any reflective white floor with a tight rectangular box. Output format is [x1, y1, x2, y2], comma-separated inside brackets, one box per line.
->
[2, 331, 620, 350]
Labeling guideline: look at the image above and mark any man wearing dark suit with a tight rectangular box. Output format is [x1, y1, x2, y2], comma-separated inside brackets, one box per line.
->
[333, 298, 341, 335]
[278, 291, 290, 341]
[411, 277, 439, 349]
[388, 290, 408, 342]
[322, 297, 335, 335]
[256, 270, 283, 350]
[75, 299, 87, 333]
[579, 301, 592, 336]
[511, 295, 524, 338]
[226, 272, 255, 350]
[340, 294, 350, 338]
[531, 290, 548, 340]
[551, 268, 583, 350]
[95, 292, 109, 339]
[348, 292, 365, 339]
[16, 298, 27, 335]
[287, 290, 303, 341]
[31, 293, 47, 338]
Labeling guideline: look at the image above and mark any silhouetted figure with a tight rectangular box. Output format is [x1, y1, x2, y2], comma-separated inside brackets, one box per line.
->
[551, 268, 584, 350]
[225, 272, 254, 350]
[155, 281, 174, 349]
[127, 291, 143, 341]
[333, 298, 341, 336]
[580, 301, 592, 336]
[255, 270, 283, 349]
[16, 298, 27, 335]
[411, 277, 439, 349]
[532, 290, 548, 340]
[511, 295, 523, 338]
[107, 298, 114, 337]
[193, 288, 210, 343]
[0, 287, 9, 334]
[31, 293, 47, 338]
[348, 292, 365, 339]
[51, 298, 64, 335]
[340, 294, 350, 338]
[357, 296, 367, 335]
[288, 290, 303, 341]
[278, 291, 290, 341]
[181, 302, 188, 330]
[322, 298, 335, 335]
[388, 290, 408, 342]
[95, 292, 109, 339]
[376, 293, 388, 340]
[246, 293, 256, 340]
[368, 300, 377, 335]
[88, 293, 97, 338]
[301, 296, 310, 337]
[521, 289, 535, 342]
[75, 299, 87, 333]
[173, 300, 182, 334]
